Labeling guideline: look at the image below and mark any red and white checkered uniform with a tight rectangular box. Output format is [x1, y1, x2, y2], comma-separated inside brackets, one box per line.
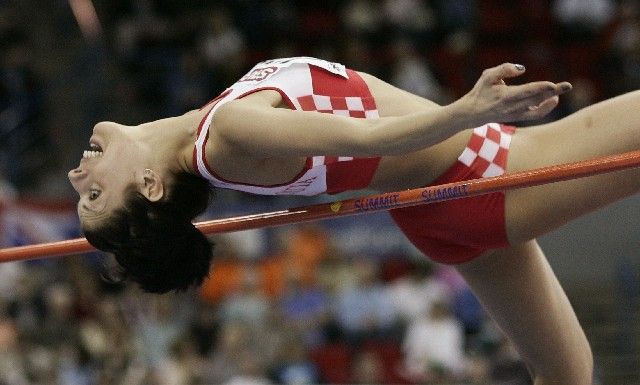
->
[193, 57, 381, 195]
[390, 123, 516, 264]
[193, 57, 517, 264]
[458, 123, 514, 178]
[297, 95, 379, 118]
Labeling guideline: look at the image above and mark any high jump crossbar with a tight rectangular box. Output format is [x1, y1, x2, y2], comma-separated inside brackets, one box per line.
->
[1, 150, 639, 263]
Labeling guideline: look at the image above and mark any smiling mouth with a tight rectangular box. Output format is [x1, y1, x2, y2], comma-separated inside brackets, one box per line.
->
[83, 143, 103, 159]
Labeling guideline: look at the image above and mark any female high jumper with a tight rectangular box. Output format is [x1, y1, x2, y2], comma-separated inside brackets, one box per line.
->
[68, 57, 640, 384]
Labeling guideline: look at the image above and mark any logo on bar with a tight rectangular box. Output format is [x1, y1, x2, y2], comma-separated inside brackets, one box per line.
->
[421, 184, 470, 202]
[354, 193, 400, 212]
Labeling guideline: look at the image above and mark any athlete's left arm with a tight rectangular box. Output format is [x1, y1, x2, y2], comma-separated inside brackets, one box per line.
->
[212, 92, 464, 157]
[213, 64, 570, 158]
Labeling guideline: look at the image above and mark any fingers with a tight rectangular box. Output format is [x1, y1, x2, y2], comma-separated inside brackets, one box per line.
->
[464, 63, 572, 125]
[520, 96, 560, 121]
[506, 81, 572, 103]
[480, 63, 526, 86]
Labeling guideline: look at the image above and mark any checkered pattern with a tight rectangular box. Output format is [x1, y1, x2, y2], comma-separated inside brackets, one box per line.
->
[297, 94, 379, 118]
[458, 123, 515, 178]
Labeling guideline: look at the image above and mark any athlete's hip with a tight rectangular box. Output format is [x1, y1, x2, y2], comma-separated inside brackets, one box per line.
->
[369, 128, 474, 192]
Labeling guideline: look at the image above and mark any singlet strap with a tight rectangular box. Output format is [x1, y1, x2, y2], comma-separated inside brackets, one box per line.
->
[193, 89, 233, 181]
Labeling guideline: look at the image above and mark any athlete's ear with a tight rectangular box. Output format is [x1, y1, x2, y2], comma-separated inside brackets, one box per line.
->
[140, 168, 164, 202]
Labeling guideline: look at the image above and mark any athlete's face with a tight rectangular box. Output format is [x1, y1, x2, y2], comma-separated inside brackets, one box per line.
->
[68, 121, 147, 228]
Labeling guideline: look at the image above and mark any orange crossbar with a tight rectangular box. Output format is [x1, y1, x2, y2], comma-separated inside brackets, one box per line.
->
[2, 150, 639, 263]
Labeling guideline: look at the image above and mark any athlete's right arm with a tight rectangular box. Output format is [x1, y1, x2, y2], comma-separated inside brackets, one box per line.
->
[213, 63, 571, 158]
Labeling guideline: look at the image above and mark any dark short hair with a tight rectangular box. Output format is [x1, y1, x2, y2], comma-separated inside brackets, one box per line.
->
[84, 172, 214, 294]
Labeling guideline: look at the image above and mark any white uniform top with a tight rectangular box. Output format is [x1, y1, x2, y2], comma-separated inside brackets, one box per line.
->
[193, 57, 381, 196]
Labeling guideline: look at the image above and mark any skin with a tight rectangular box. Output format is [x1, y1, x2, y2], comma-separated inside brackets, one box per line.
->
[68, 113, 203, 227]
[69, 62, 640, 384]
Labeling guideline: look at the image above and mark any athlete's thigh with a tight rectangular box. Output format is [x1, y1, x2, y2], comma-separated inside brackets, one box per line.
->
[504, 91, 640, 242]
[361, 71, 473, 190]
[456, 241, 593, 384]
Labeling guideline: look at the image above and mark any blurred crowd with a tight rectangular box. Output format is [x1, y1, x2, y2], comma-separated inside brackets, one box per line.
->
[1, 0, 639, 196]
[1, 225, 532, 385]
[1, 0, 639, 384]
[198, 226, 517, 384]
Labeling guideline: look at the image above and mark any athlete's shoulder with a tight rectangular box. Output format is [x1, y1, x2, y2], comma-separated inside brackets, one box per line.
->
[238, 57, 349, 83]
[261, 57, 347, 75]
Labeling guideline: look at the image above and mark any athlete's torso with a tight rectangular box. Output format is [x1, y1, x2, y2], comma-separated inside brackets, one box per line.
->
[193, 57, 382, 196]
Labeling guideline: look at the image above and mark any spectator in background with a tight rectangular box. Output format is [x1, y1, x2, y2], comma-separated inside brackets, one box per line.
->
[279, 271, 330, 347]
[433, 264, 485, 345]
[552, 0, 616, 41]
[256, 308, 289, 376]
[272, 334, 321, 385]
[0, 171, 17, 206]
[112, 0, 176, 116]
[223, 348, 272, 385]
[166, 50, 213, 115]
[199, 7, 247, 87]
[605, 0, 640, 95]
[341, 0, 382, 37]
[0, 308, 29, 385]
[57, 342, 95, 385]
[387, 260, 451, 324]
[202, 225, 331, 307]
[0, 38, 47, 190]
[0, 259, 22, 302]
[89, 296, 135, 383]
[188, 302, 219, 357]
[334, 257, 397, 345]
[199, 237, 248, 304]
[350, 349, 385, 384]
[341, 36, 379, 76]
[205, 321, 252, 383]
[5, 265, 46, 340]
[434, 0, 479, 34]
[41, 283, 78, 346]
[402, 301, 466, 383]
[155, 339, 201, 385]
[315, 248, 358, 296]
[452, 285, 485, 347]
[261, 225, 330, 298]
[383, 0, 437, 40]
[112, 0, 173, 62]
[611, 0, 640, 52]
[134, 295, 189, 368]
[219, 267, 271, 329]
[390, 39, 448, 104]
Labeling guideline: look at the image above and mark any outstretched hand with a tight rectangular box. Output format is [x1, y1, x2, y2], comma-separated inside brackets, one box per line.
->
[454, 63, 572, 126]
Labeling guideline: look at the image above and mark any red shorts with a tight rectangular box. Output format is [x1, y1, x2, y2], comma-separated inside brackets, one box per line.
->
[389, 123, 516, 264]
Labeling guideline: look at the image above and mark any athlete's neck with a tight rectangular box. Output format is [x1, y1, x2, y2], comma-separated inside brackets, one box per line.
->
[135, 109, 209, 176]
